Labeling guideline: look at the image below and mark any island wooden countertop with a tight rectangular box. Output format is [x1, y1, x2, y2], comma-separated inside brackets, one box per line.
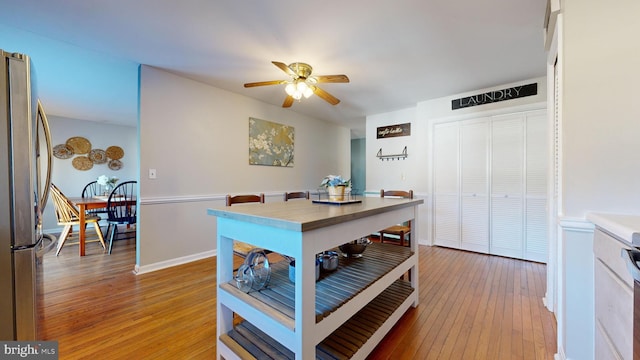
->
[207, 197, 423, 232]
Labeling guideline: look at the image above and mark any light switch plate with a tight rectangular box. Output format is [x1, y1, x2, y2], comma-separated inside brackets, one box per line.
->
[149, 168, 157, 179]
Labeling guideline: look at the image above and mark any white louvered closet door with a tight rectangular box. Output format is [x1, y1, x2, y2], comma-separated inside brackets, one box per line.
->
[524, 110, 548, 262]
[460, 119, 489, 253]
[490, 115, 524, 259]
[433, 122, 460, 249]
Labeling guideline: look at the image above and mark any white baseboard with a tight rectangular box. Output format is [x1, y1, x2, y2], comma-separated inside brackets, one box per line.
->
[554, 345, 566, 360]
[133, 249, 216, 275]
[543, 294, 553, 312]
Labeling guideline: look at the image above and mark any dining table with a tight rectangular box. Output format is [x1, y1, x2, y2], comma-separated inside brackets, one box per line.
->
[67, 195, 135, 256]
[66, 196, 110, 256]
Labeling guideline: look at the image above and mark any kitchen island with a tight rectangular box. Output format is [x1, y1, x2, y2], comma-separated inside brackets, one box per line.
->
[208, 196, 423, 359]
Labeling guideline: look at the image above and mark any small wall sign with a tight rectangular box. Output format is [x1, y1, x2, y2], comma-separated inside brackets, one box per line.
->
[451, 83, 538, 110]
[377, 123, 411, 139]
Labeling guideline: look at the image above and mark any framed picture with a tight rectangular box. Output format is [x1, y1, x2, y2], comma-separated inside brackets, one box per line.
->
[249, 117, 294, 167]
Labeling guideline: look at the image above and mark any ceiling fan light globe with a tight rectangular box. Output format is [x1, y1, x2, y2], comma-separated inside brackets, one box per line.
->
[303, 87, 313, 98]
[296, 81, 308, 93]
[292, 92, 303, 100]
[285, 83, 296, 96]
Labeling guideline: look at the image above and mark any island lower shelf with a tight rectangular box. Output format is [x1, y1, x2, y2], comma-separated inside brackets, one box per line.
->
[220, 279, 415, 359]
[219, 242, 414, 330]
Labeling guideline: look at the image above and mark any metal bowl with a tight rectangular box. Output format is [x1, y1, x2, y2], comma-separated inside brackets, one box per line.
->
[288, 260, 320, 283]
[318, 251, 339, 271]
[339, 238, 372, 258]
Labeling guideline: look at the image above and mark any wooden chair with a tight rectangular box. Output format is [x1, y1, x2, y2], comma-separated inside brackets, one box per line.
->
[105, 181, 137, 254]
[226, 194, 265, 257]
[81, 180, 108, 217]
[379, 189, 414, 247]
[50, 183, 106, 256]
[284, 191, 309, 201]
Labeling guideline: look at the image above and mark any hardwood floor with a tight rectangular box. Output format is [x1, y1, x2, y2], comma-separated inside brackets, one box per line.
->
[40, 241, 556, 359]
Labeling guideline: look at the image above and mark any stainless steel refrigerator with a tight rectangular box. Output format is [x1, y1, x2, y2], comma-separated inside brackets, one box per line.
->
[0, 49, 56, 340]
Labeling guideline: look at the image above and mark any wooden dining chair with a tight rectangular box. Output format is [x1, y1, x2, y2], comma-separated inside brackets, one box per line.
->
[379, 189, 414, 247]
[226, 194, 265, 258]
[50, 183, 106, 255]
[105, 181, 137, 254]
[284, 191, 309, 201]
[81, 180, 108, 217]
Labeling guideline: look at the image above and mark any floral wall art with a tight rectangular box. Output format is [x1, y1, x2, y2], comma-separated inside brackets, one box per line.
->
[248, 117, 294, 167]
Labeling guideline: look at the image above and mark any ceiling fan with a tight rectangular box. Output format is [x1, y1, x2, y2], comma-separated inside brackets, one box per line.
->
[244, 61, 349, 108]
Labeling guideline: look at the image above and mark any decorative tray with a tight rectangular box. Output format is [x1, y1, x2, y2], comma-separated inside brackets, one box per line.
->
[72, 156, 93, 171]
[106, 145, 124, 160]
[312, 199, 362, 205]
[53, 144, 74, 159]
[66, 136, 91, 154]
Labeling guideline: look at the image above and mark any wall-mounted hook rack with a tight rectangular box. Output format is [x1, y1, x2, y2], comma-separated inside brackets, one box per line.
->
[376, 146, 408, 161]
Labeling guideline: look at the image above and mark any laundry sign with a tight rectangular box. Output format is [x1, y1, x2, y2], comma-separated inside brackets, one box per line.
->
[377, 123, 411, 139]
[451, 83, 537, 110]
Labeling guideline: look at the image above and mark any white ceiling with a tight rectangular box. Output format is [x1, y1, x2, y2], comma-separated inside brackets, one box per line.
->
[0, 0, 548, 138]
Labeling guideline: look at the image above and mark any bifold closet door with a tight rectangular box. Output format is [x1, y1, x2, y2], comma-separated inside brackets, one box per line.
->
[524, 111, 548, 262]
[433, 111, 547, 262]
[460, 119, 489, 253]
[433, 122, 459, 249]
[490, 115, 524, 259]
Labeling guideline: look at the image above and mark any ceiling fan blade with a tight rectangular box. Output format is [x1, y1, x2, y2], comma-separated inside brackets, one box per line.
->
[244, 80, 287, 88]
[272, 61, 296, 77]
[282, 95, 294, 108]
[312, 86, 340, 105]
[313, 74, 350, 83]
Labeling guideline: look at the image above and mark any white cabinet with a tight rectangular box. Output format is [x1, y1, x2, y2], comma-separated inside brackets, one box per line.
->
[208, 198, 422, 359]
[593, 228, 633, 360]
[432, 109, 548, 262]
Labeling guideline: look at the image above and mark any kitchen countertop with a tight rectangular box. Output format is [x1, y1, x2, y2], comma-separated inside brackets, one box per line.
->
[586, 212, 640, 246]
[207, 197, 423, 232]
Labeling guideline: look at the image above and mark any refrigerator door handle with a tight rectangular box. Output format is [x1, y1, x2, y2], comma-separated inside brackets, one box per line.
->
[37, 100, 52, 212]
[35, 233, 57, 258]
[622, 248, 640, 281]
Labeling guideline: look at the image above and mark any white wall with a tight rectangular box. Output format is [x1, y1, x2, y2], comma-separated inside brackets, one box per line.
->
[366, 77, 547, 246]
[0, 24, 138, 126]
[138, 65, 351, 271]
[562, 0, 640, 218]
[366, 107, 419, 192]
[43, 116, 138, 231]
[417, 78, 547, 120]
[556, 1, 640, 359]
[366, 77, 547, 194]
[0, 22, 141, 247]
[417, 77, 547, 210]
